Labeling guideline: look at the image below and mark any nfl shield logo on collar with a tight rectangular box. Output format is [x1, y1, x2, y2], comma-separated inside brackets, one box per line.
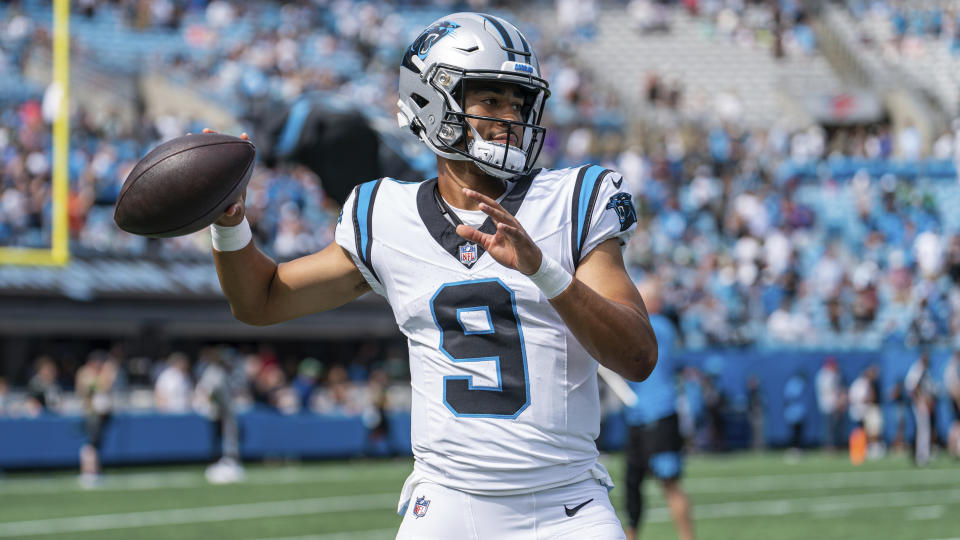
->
[459, 242, 478, 266]
[413, 495, 431, 518]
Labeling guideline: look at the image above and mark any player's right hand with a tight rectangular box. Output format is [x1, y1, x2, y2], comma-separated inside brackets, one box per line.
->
[190, 128, 250, 227]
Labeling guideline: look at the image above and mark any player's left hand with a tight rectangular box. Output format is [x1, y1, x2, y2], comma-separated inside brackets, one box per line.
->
[456, 188, 542, 275]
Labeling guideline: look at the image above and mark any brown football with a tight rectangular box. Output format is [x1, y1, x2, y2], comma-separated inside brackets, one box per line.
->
[114, 133, 256, 238]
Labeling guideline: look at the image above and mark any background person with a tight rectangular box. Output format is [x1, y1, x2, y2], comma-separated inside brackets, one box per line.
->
[75, 350, 119, 488]
[154, 351, 193, 413]
[194, 348, 244, 484]
[816, 356, 846, 451]
[942, 351, 960, 459]
[783, 370, 808, 462]
[26, 356, 61, 416]
[623, 279, 695, 540]
[905, 350, 937, 466]
[848, 364, 884, 460]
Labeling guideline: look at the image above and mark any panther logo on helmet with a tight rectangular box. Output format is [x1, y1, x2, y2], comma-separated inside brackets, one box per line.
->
[403, 21, 460, 67]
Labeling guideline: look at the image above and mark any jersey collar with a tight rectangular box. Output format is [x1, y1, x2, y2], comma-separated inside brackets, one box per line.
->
[416, 171, 538, 269]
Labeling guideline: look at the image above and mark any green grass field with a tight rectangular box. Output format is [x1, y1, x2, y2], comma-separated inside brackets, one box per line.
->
[0, 451, 957, 540]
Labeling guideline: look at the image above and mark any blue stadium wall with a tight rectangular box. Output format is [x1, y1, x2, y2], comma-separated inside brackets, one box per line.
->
[2, 346, 956, 469]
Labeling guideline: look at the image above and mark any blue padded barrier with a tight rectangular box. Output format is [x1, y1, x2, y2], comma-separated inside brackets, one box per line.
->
[1, 411, 376, 469]
[240, 408, 367, 460]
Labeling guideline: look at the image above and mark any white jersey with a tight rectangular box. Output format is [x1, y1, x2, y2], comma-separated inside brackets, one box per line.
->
[335, 165, 637, 495]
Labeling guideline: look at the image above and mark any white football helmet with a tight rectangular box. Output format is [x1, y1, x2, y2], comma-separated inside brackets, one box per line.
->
[397, 12, 550, 179]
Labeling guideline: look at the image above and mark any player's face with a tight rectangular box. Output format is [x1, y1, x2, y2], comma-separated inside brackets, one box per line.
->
[462, 82, 528, 147]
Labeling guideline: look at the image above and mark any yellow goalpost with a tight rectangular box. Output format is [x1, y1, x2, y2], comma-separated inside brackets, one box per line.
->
[0, 0, 70, 266]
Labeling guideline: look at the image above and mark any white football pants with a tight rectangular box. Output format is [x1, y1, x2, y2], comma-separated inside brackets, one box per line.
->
[395, 477, 625, 540]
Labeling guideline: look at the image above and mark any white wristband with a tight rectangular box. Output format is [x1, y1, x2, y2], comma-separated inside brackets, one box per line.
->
[211, 217, 253, 252]
[527, 253, 573, 299]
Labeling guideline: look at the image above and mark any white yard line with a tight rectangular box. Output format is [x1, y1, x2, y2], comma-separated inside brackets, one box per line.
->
[645, 488, 960, 522]
[0, 493, 398, 538]
[2, 487, 960, 537]
[906, 505, 945, 521]
[682, 468, 960, 494]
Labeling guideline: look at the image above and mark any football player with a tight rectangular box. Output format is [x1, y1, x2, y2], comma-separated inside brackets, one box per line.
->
[622, 280, 694, 540]
[210, 12, 657, 539]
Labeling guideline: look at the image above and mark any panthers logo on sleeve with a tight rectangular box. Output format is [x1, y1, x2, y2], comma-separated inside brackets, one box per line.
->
[605, 193, 637, 232]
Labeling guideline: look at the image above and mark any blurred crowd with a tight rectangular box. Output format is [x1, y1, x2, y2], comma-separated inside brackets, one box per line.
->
[0, 97, 341, 257]
[0, 342, 412, 421]
[622, 117, 960, 350]
[2, 0, 960, 353]
[848, 0, 960, 56]
[627, 0, 817, 57]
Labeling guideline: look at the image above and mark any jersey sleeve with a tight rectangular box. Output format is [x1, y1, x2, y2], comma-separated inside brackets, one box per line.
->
[334, 180, 386, 297]
[569, 165, 638, 266]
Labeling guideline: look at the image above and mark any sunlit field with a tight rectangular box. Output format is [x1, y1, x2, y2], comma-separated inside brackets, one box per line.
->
[0, 450, 957, 540]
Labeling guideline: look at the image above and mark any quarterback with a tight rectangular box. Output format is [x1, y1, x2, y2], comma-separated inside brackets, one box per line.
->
[211, 12, 657, 539]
